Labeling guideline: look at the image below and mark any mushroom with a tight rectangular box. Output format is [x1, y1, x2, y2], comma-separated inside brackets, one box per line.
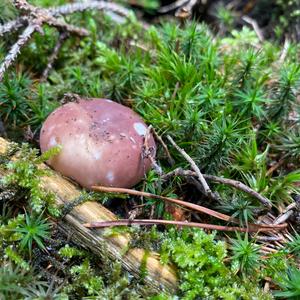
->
[39, 98, 156, 188]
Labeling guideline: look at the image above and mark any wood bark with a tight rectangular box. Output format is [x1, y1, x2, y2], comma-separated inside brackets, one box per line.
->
[0, 137, 178, 293]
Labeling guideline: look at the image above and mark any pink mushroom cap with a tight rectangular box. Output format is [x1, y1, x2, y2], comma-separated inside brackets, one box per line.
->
[39, 98, 156, 188]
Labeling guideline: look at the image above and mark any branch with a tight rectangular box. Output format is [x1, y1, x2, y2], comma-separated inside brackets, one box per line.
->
[151, 129, 174, 166]
[46, 17, 89, 36]
[91, 185, 283, 230]
[242, 15, 264, 42]
[167, 135, 216, 200]
[0, 24, 38, 81]
[49, 1, 131, 18]
[83, 219, 286, 233]
[158, 0, 189, 13]
[41, 32, 68, 81]
[0, 0, 132, 80]
[161, 168, 272, 209]
[0, 17, 27, 36]
[92, 185, 232, 222]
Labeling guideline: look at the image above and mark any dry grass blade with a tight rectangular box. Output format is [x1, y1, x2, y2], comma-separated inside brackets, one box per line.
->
[83, 219, 286, 233]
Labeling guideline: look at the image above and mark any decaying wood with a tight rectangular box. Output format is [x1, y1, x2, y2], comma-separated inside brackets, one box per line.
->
[0, 137, 178, 294]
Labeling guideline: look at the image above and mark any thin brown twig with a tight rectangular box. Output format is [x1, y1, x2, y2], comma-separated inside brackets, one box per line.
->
[41, 32, 68, 81]
[161, 168, 272, 209]
[151, 128, 175, 166]
[167, 135, 215, 200]
[46, 17, 89, 36]
[266, 156, 286, 177]
[92, 185, 232, 222]
[143, 125, 162, 175]
[279, 37, 290, 64]
[83, 219, 285, 233]
[91, 185, 285, 231]
[274, 210, 294, 225]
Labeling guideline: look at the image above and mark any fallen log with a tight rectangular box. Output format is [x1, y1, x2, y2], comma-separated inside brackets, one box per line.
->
[0, 137, 178, 293]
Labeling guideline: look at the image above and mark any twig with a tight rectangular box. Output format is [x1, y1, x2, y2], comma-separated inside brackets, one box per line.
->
[279, 37, 290, 65]
[242, 15, 264, 42]
[151, 128, 175, 166]
[0, 0, 132, 81]
[266, 156, 286, 177]
[49, 1, 131, 18]
[91, 185, 285, 231]
[92, 185, 233, 222]
[162, 168, 273, 209]
[0, 24, 38, 81]
[46, 17, 89, 36]
[171, 82, 180, 100]
[256, 236, 284, 242]
[0, 17, 27, 36]
[175, 0, 197, 18]
[158, 0, 189, 13]
[41, 32, 68, 81]
[167, 136, 214, 199]
[142, 125, 162, 175]
[83, 219, 285, 233]
[273, 210, 294, 225]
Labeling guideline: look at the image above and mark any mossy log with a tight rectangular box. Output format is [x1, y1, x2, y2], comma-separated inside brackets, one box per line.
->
[0, 137, 178, 293]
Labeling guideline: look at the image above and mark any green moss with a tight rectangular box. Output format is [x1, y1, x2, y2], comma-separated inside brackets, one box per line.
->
[160, 228, 272, 299]
[1, 1, 300, 298]
[1, 143, 61, 215]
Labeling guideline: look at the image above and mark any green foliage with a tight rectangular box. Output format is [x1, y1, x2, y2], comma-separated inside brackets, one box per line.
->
[0, 73, 32, 127]
[58, 244, 85, 259]
[215, 4, 234, 31]
[0, 0, 17, 23]
[286, 231, 300, 257]
[4, 246, 30, 270]
[160, 228, 268, 299]
[61, 255, 144, 299]
[230, 233, 260, 276]
[0, 73, 58, 129]
[15, 212, 51, 255]
[218, 197, 258, 226]
[274, 267, 300, 299]
[1, 143, 61, 215]
[1, 2, 300, 298]
[274, 127, 300, 160]
[0, 261, 46, 299]
[268, 63, 300, 122]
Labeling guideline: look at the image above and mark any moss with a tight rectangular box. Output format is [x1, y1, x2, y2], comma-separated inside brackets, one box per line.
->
[1, 0, 300, 298]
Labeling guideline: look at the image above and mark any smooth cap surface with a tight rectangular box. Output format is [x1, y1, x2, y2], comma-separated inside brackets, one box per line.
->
[40, 99, 156, 188]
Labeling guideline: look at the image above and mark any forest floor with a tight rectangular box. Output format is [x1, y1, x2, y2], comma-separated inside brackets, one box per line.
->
[1, 0, 300, 299]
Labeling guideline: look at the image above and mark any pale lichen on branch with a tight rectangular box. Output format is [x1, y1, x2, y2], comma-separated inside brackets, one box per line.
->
[0, 0, 132, 81]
